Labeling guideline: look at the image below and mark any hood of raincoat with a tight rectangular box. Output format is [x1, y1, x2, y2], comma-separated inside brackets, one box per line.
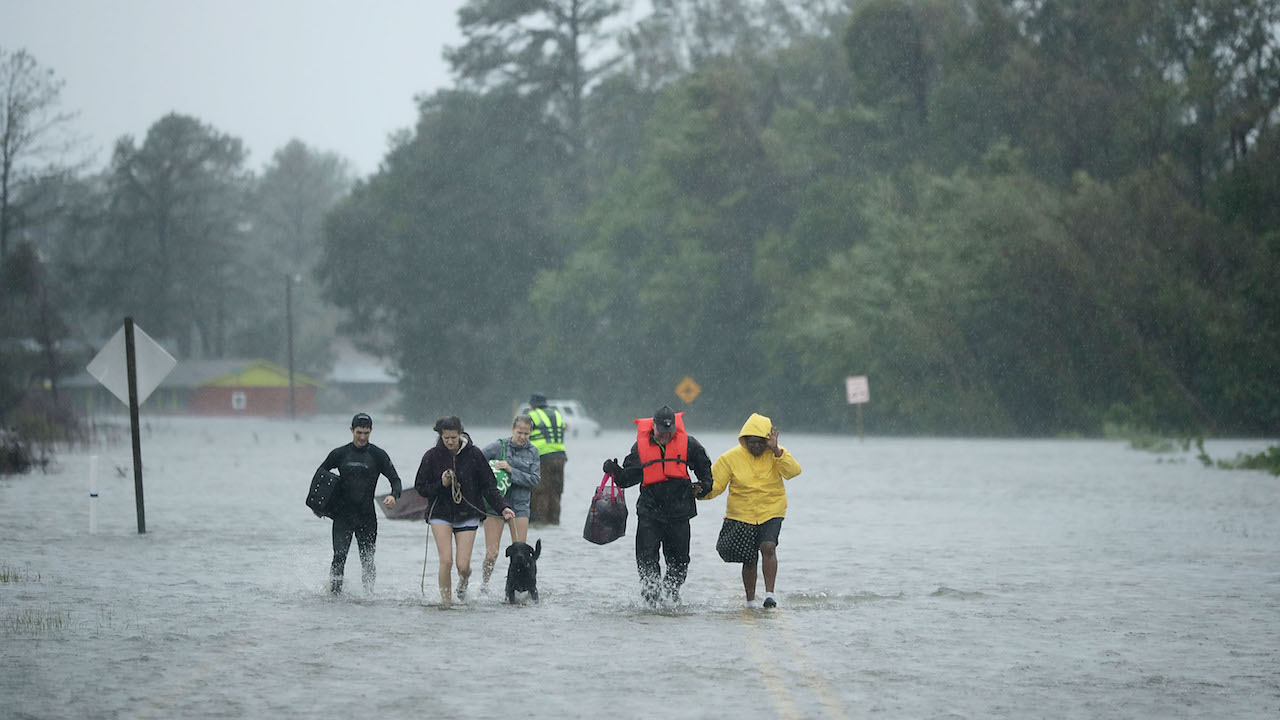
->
[738, 413, 771, 441]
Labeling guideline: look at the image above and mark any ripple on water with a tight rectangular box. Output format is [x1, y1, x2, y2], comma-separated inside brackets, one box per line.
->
[929, 585, 987, 599]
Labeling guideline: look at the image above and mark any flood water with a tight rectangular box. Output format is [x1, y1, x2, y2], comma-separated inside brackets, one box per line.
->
[2, 417, 1277, 718]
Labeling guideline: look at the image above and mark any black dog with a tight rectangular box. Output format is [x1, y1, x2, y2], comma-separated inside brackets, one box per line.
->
[505, 539, 542, 604]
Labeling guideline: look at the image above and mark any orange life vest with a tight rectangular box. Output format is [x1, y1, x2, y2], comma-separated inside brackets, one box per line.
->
[634, 413, 690, 486]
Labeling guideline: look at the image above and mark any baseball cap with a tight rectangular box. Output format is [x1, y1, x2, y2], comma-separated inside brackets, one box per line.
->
[351, 412, 373, 429]
[529, 392, 547, 406]
[652, 405, 676, 433]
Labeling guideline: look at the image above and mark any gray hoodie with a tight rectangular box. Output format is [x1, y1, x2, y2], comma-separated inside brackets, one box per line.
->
[481, 437, 541, 516]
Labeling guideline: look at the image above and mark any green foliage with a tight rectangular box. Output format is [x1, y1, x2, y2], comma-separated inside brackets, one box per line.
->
[1196, 438, 1280, 476]
[230, 140, 352, 375]
[8, 2, 1280, 437]
[0, 47, 77, 259]
[85, 113, 251, 358]
[320, 90, 558, 419]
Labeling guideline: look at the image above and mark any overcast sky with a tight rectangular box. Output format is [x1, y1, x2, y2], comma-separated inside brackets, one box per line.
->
[1, 0, 468, 176]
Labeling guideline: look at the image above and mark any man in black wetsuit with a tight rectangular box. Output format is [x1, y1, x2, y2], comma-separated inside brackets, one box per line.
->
[317, 412, 402, 594]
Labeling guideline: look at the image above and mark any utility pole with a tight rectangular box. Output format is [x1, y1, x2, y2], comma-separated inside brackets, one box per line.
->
[285, 275, 296, 420]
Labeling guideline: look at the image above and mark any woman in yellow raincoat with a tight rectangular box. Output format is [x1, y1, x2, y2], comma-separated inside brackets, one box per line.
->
[701, 412, 802, 608]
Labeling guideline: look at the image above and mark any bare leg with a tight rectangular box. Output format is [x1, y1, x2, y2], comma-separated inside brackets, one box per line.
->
[760, 541, 778, 593]
[513, 517, 529, 543]
[431, 523, 455, 604]
[742, 556, 758, 602]
[482, 516, 504, 586]
[454, 529, 477, 599]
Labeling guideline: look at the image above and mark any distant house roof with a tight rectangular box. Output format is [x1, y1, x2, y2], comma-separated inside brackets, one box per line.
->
[61, 359, 323, 389]
[201, 359, 323, 388]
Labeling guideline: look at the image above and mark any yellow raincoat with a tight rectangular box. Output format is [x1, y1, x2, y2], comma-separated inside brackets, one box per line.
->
[702, 413, 802, 524]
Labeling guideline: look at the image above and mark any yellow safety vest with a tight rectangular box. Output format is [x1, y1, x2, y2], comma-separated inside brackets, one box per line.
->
[529, 407, 566, 455]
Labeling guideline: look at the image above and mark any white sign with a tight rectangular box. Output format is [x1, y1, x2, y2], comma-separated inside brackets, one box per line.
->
[845, 375, 870, 404]
[86, 323, 177, 406]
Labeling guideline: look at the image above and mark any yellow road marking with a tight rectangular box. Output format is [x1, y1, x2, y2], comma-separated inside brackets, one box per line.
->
[741, 607, 850, 720]
[744, 610, 803, 719]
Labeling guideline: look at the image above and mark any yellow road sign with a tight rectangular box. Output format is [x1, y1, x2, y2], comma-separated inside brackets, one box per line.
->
[675, 376, 702, 403]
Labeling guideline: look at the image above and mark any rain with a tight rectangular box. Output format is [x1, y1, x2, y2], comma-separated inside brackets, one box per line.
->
[3, 1, 1279, 718]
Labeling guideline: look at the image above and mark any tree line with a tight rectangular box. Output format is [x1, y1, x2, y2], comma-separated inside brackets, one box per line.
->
[1, 46, 353, 440]
[3, 0, 1279, 440]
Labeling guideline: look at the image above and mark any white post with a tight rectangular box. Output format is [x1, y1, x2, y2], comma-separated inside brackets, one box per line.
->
[89, 455, 99, 534]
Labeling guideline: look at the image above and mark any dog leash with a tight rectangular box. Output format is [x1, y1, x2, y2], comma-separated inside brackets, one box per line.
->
[421, 496, 435, 596]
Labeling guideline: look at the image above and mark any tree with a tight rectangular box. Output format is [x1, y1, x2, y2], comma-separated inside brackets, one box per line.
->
[621, 0, 846, 88]
[844, 0, 932, 130]
[447, 0, 624, 159]
[527, 66, 786, 423]
[320, 89, 557, 418]
[253, 140, 353, 268]
[232, 140, 353, 371]
[1, 242, 71, 421]
[0, 48, 77, 260]
[92, 114, 251, 358]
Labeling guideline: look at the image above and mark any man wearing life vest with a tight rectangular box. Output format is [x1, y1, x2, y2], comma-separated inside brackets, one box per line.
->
[602, 405, 713, 606]
[700, 412, 802, 609]
[527, 392, 568, 524]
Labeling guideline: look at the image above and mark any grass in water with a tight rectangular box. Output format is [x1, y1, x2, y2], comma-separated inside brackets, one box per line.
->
[4, 608, 70, 635]
[0, 565, 41, 583]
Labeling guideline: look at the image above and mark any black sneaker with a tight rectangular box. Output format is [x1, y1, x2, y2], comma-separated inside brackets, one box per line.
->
[762, 594, 777, 608]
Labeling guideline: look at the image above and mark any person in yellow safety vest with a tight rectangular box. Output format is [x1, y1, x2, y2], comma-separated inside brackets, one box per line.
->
[527, 393, 568, 524]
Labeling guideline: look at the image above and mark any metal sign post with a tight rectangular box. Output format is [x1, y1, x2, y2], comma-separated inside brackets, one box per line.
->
[86, 317, 176, 534]
[124, 318, 146, 533]
[285, 275, 296, 420]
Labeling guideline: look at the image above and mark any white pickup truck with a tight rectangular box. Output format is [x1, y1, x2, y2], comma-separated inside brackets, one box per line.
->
[517, 398, 603, 437]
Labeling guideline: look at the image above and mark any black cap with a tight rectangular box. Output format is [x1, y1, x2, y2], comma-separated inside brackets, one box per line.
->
[529, 393, 547, 406]
[653, 405, 676, 433]
[351, 412, 373, 429]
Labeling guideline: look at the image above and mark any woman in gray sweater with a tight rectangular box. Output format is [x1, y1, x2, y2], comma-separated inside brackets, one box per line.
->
[480, 414, 541, 588]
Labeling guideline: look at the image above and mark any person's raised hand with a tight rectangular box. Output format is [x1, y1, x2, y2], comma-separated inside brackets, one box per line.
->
[602, 458, 622, 477]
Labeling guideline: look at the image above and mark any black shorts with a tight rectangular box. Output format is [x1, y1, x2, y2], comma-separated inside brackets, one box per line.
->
[716, 517, 784, 563]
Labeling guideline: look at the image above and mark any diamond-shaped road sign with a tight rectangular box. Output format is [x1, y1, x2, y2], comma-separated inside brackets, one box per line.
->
[675, 376, 702, 404]
[87, 323, 177, 406]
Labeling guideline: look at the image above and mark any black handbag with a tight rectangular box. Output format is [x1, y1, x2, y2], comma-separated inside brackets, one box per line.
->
[583, 473, 627, 545]
[716, 517, 758, 563]
[305, 469, 342, 517]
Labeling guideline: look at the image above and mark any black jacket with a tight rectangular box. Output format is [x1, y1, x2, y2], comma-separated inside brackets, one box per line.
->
[614, 434, 713, 522]
[414, 433, 510, 523]
[318, 442, 402, 521]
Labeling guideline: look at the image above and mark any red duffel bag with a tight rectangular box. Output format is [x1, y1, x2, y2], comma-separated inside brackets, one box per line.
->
[582, 473, 627, 545]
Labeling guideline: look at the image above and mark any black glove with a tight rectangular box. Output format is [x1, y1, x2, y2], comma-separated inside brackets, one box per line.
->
[602, 458, 622, 477]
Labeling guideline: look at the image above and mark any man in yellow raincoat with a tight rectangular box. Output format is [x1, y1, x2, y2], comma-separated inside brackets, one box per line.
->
[701, 413, 802, 608]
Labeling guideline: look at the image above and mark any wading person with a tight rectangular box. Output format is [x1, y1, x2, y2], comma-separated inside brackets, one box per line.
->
[602, 405, 712, 606]
[701, 413, 802, 608]
[480, 414, 541, 589]
[527, 393, 568, 524]
[316, 412, 402, 594]
[415, 415, 514, 605]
